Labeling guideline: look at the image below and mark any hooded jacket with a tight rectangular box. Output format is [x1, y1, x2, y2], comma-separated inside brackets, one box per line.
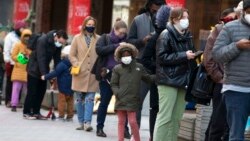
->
[11, 29, 32, 82]
[111, 43, 155, 111]
[156, 24, 197, 88]
[44, 58, 73, 95]
[27, 30, 62, 78]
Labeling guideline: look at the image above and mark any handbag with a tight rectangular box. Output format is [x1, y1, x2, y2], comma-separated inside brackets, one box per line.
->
[70, 44, 92, 75]
[191, 64, 215, 99]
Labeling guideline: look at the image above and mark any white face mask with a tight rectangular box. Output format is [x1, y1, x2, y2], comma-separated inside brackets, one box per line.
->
[55, 41, 62, 47]
[244, 13, 250, 24]
[121, 56, 132, 65]
[179, 19, 189, 29]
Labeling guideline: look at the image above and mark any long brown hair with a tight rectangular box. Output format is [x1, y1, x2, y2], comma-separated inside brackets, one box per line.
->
[169, 7, 188, 24]
[81, 16, 97, 37]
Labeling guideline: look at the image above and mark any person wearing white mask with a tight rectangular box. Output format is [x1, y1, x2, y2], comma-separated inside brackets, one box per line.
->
[154, 7, 197, 141]
[110, 42, 155, 141]
[212, 0, 250, 140]
[23, 30, 68, 120]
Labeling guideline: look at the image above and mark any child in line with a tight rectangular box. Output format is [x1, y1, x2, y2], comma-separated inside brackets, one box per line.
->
[10, 29, 32, 111]
[110, 43, 155, 141]
[41, 45, 74, 121]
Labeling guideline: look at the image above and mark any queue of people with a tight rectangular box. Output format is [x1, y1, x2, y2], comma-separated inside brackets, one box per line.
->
[1, 0, 250, 141]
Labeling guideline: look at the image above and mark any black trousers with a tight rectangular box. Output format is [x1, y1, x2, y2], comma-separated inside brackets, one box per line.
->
[149, 83, 159, 140]
[23, 74, 47, 115]
[205, 83, 229, 141]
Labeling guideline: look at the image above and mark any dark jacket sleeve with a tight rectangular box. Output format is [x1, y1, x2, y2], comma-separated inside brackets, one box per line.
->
[140, 64, 155, 83]
[110, 66, 120, 96]
[44, 62, 65, 80]
[127, 20, 145, 49]
[203, 25, 223, 83]
[157, 31, 188, 65]
[141, 33, 158, 73]
[53, 48, 62, 67]
[36, 36, 48, 75]
[96, 34, 118, 56]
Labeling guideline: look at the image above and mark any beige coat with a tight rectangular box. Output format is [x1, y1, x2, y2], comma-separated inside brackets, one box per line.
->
[69, 33, 99, 92]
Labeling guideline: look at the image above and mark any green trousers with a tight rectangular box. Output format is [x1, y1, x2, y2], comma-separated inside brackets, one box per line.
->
[153, 85, 186, 141]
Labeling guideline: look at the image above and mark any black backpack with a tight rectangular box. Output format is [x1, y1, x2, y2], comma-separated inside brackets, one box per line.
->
[27, 33, 43, 50]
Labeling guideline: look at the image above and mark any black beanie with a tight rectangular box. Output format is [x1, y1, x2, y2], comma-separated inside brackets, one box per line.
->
[243, 0, 250, 10]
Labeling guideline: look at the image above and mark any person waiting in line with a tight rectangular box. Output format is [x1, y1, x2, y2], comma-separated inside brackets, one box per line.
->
[141, 5, 170, 141]
[69, 16, 99, 131]
[203, 8, 237, 141]
[93, 18, 130, 138]
[3, 21, 27, 108]
[212, 0, 250, 140]
[111, 42, 155, 141]
[127, 0, 165, 130]
[10, 29, 32, 112]
[154, 7, 197, 141]
[23, 29, 68, 120]
[41, 45, 74, 122]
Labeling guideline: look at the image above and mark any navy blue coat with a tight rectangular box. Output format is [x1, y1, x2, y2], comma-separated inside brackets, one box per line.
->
[44, 58, 73, 95]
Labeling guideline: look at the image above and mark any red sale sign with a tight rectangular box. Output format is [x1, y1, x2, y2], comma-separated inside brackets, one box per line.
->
[67, 0, 91, 35]
[13, 0, 31, 22]
[166, 0, 185, 7]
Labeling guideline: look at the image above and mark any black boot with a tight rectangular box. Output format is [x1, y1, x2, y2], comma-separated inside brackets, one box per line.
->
[96, 128, 107, 137]
[124, 128, 131, 139]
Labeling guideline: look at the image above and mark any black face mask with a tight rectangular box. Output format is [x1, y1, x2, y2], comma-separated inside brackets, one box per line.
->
[14, 29, 21, 37]
[85, 26, 95, 33]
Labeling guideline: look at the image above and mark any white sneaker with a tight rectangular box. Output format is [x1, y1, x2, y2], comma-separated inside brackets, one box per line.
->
[23, 114, 36, 120]
[84, 122, 93, 131]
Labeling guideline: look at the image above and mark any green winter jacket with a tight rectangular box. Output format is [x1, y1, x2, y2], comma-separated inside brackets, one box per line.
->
[111, 60, 154, 111]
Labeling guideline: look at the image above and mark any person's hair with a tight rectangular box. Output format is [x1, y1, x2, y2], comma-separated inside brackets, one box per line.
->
[169, 7, 189, 24]
[81, 16, 97, 37]
[56, 30, 68, 40]
[113, 18, 127, 30]
[220, 8, 235, 19]
[138, 0, 166, 15]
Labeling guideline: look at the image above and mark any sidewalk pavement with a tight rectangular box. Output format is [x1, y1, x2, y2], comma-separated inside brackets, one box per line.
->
[0, 104, 150, 141]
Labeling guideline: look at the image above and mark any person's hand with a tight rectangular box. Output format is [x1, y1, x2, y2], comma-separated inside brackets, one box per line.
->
[143, 35, 152, 44]
[186, 50, 196, 60]
[236, 39, 250, 50]
[41, 75, 45, 80]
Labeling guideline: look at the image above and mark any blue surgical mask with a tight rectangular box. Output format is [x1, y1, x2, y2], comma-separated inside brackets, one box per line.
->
[55, 41, 62, 47]
[85, 26, 95, 33]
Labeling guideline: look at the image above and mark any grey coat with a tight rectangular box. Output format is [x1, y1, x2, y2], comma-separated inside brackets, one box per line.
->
[212, 17, 250, 87]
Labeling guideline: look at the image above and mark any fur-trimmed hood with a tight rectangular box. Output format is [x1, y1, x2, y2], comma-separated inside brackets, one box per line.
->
[114, 42, 138, 62]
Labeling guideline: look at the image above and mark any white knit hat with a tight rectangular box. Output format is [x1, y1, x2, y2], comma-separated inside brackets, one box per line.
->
[62, 45, 71, 55]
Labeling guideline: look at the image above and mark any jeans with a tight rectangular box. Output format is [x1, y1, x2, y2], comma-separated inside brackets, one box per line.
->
[97, 80, 113, 129]
[75, 92, 95, 125]
[205, 83, 229, 141]
[23, 75, 47, 115]
[153, 85, 186, 141]
[224, 90, 250, 141]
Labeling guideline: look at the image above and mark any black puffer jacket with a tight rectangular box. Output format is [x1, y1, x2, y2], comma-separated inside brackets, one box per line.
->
[27, 30, 62, 78]
[156, 24, 197, 88]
